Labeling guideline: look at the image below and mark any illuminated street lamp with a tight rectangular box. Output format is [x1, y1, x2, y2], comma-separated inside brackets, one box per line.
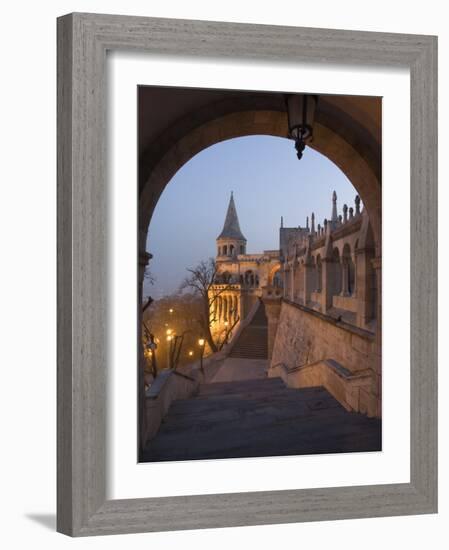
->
[198, 338, 206, 374]
[188, 350, 193, 357]
[166, 332, 174, 369]
[285, 94, 317, 160]
[144, 335, 158, 378]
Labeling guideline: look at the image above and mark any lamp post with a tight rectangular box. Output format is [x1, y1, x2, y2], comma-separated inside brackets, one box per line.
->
[285, 94, 317, 160]
[172, 329, 193, 370]
[166, 328, 173, 369]
[198, 338, 205, 374]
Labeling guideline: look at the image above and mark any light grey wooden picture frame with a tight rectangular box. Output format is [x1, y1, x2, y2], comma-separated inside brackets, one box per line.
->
[57, 12, 438, 537]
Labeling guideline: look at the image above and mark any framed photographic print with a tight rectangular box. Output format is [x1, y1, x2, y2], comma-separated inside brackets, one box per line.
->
[57, 13, 437, 536]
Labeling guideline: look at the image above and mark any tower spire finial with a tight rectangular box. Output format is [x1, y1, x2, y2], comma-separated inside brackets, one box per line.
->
[331, 190, 338, 227]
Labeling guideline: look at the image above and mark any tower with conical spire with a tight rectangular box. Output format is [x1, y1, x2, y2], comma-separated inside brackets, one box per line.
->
[216, 192, 247, 260]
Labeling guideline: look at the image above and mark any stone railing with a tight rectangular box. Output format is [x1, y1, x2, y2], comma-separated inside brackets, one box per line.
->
[143, 349, 229, 446]
[143, 303, 262, 446]
[269, 358, 375, 416]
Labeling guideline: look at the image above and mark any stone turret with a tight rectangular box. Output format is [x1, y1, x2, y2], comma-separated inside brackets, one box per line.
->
[216, 192, 247, 259]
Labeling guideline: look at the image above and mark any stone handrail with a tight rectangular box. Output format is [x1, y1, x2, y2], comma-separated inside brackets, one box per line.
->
[269, 358, 375, 416]
[143, 300, 265, 446]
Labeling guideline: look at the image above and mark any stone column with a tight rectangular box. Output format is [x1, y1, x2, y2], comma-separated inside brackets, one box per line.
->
[138, 248, 152, 451]
[284, 265, 289, 300]
[303, 258, 314, 305]
[238, 292, 244, 321]
[290, 262, 295, 302]
[371, 256, 382, 417]
[316, 262, 322, 292]
[320, 258, 334, 314]
[213, 295, 218, 324]
[341, 260, 350, 296]
[223, 296, 228, 322]
[355, 247, 375, 328]
[352, 254, 357, 295]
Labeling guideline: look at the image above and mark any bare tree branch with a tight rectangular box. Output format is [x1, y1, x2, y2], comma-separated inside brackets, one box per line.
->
[179, 258, 238, 353]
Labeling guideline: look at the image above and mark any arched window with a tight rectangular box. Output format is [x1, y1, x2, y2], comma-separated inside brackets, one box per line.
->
[230, 244, 234, 256]
[348, 258, 355, 296]
[342, 244, 355, 296]
[332, 248, 342, 295]
[273, 270, 283, 289]
[223, 245, 227, 256]
[218, 246, 221, 256]
[316, 255, 322, 292]
[240, 245, 244, 254]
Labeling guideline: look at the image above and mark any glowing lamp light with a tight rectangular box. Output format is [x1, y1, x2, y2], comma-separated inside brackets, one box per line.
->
[166, 328, 173, 336]
[166, 335, 173, 342]
[198, 338, 205, 347]
[188, 351, 193, 357]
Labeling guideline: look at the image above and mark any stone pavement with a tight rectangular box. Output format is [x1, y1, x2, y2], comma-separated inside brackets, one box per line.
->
[210, 357, 267, 383]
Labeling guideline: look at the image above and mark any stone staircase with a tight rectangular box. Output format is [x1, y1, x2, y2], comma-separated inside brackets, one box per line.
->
[229, 301, 268, 359]
[142, 376, 382, 462]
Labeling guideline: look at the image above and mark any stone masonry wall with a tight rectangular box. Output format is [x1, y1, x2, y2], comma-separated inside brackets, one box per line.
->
[271, 300, 376, 374]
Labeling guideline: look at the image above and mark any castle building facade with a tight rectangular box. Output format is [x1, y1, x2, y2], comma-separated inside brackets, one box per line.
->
[279, 190, 377, 331]
[210, 192, 281, 334]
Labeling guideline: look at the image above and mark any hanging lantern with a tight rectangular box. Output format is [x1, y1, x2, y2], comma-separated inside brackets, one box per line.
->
[285, 94, 318, 160]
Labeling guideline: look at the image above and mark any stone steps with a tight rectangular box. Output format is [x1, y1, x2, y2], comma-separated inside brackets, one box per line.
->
[142, 377, 382, 462]
[229, 302, 268, 359]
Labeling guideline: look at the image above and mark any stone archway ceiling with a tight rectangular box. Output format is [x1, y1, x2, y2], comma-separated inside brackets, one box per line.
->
[138, 86, 381, 195]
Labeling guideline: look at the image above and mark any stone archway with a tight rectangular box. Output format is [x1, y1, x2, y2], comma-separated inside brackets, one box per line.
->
[267, 263, 282, 287]
[139, 109, 381, 260]
[138, 100, 383, 440]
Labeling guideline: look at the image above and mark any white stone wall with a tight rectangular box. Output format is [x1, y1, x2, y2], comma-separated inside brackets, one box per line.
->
[271, 300, 376, 375]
